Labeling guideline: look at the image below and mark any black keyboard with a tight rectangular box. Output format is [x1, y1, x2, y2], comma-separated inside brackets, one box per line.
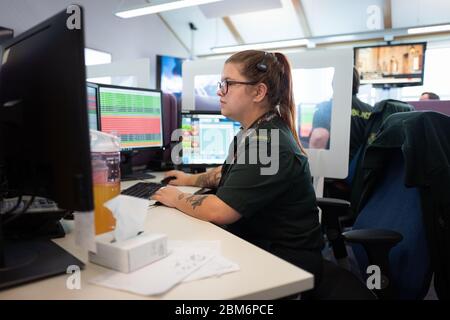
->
[121, 172, 156, 182]
[121, 182, 164, 199]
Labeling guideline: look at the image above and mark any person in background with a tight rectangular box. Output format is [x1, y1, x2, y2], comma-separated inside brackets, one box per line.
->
[420, 92, 440, 101]
[309, 67, 372, 162]
[348, 67, 372, 162]
[308, 99, 332, 149]
[317, 67, 372, 202]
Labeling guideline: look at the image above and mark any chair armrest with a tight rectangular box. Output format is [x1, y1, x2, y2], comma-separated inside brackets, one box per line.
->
[317, 198, 351, 261]
[342, 228, 403, 300]
[342, 229, 403, 246]
[317, 197, 354, 228]
[316, 197, 350, 216]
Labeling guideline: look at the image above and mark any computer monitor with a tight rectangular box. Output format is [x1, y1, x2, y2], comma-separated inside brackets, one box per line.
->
[156, 54, 185, 107]
[0, 7, 93, 289]
[180, 111, 241, 170]
[354, 42, 426, 88]
[97, 83, 164, 179]
[86, 82, 99, 130]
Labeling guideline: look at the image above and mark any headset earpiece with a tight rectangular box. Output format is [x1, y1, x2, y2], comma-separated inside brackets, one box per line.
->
[256, 52, 269, 72]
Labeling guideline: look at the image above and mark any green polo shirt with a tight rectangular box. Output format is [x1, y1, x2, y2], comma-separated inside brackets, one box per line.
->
[216, 116, 323, 252]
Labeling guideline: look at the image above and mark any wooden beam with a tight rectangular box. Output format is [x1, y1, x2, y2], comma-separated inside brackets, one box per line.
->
[291, 0, 312, 37]
[222, 16, 245, 45]
[383, 0, 392, 29]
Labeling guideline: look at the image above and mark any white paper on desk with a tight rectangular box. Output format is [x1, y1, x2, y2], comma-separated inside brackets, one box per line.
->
[184, 255, 240, 282]
[104, 195, 149, 242]
[90, 248, 215, 296]
[168, 241, 240, 282]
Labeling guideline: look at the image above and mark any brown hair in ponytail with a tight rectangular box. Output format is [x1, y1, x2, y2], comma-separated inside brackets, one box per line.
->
[226, 50, 306, 155]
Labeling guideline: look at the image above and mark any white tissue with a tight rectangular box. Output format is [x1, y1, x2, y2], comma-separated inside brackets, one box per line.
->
[103, 195, 149, 242]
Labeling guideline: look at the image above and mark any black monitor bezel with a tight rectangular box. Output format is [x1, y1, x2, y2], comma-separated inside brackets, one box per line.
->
[96, 83, 165, 151]
[0, 6, 93, 212]
[0, 4, 93, 292]
[353, 41, 427, 88]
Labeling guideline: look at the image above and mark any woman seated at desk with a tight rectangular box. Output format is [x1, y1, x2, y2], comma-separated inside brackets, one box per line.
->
[152, 50, 324, 288]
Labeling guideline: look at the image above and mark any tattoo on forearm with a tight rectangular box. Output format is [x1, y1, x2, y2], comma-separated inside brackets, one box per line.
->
[185, 195, 208, 210]
[195, 167, 222, 188]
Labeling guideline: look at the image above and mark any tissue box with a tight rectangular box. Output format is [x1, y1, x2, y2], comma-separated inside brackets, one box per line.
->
[88, 232, 168, 273]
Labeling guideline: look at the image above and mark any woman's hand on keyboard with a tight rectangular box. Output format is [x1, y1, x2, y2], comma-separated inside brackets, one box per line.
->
[151, 185, 183, 208]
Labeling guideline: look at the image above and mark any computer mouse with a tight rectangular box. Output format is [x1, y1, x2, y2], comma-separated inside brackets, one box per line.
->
[160, 176, 176, 185]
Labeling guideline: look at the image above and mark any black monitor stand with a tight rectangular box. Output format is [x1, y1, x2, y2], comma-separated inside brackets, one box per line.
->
[120, 150, 156, 181]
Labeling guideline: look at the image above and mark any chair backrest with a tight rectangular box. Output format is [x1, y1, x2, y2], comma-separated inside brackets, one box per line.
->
[351, 149, 432, 300]
[365, 99, 415, 144]
[344, 146, 361, 186]
[349, 99, 414, 214]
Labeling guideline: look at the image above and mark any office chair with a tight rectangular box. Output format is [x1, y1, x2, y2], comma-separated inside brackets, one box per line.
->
[320, 99, 415, 269]
[349, 99, 414, 213]
[319, 111, 450, 299]
[322, 99, 415, 220]
[345, 149, 431, 299]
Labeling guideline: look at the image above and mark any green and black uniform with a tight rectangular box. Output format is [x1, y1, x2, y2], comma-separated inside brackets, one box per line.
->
[216, 111, 324, 282]
[349, 95, 372, 161]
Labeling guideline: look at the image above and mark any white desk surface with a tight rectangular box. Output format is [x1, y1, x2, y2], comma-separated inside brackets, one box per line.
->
[0, 172, 314, 300]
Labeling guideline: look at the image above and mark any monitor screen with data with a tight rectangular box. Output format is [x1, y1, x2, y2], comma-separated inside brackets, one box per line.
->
[98, 84, 163, 150]
[181, 112, 241, 165]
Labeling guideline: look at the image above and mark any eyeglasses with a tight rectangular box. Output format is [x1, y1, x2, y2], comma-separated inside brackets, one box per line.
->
[217, 79, 258, 95]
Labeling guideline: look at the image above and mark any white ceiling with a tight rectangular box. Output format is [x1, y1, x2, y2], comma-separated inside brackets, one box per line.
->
[392, 0, 450, 28]
[2, 0, 450, 59]
[229, 0, 305, 43]
[302, 0, 385, 36]
[198, 0, 282, 18]
[0, 0, 190, 88]
[158, 0, 450, 55]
